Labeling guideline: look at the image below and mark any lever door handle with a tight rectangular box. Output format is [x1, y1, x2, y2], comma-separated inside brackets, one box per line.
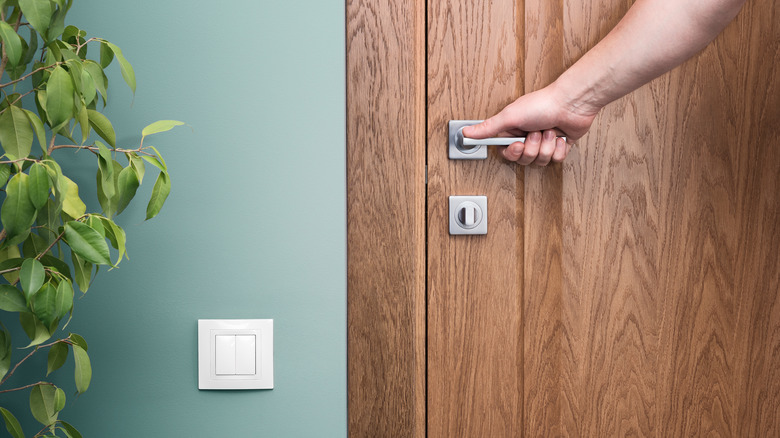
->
[448, 120, 565, 160]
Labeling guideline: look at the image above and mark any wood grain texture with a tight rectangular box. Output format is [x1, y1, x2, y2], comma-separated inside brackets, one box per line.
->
[533, 0, 780, 436]
[522, 0, 567, 436]
[346, 0, 426, 436]
[426, 0, 525, 435]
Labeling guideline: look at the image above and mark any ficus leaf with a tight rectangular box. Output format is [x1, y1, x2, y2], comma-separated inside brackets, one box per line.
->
[100, 217, 126, 263]
[105, 41, 135, 93]
[0, 284, 28, 312]
[18, 0, 54, 37]
[73, 344, 91, 393]
[54, 278, 73, 319]
[22, 108, 47, 153]
[64, 220, 111, 265]
[0, 163, 10, 185]
[59, 421, 83, 438]
[99, 39, 113, 68]
[28, 162, 50, 209]
[83, 60, 107, 105]
[145, 171, 170, 220]
[71, 252, 92, 293]
[20, 312, 52, 346]
[0, 105, 34, 162]
[116, 166, 139, 216]
[47, 341, 68, 375]
[32, 282, 57, 327]
[0, 21, 22, 66]
[69, 333, 87, 351]
[61, 175, 86, 219]
[19, 258, 45, 299]
[0, 407, 24, 438]
[1, 173, 37, 243]
[88, 109, 116, 147]
[29, 383, 59, 425]
[0, 251, 22, 284]
[141, 120, 184, 142]
[45, 66, 75, 129]
[0, 326, 11, 380]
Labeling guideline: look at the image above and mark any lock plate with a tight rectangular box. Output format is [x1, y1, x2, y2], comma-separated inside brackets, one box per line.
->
[449, 196, 488, 235]
[449, 120, 488, 159]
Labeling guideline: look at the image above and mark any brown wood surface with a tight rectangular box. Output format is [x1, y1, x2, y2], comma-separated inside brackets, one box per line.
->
[348, 0, 779, 435]
[426, 0, 525, 436]
[346, 0, 426, 436]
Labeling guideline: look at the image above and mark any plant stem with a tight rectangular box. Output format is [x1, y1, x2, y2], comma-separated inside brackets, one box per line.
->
[0, 338, 72, 387]
[0, 62, 63, 89]
[36, 231, 66, 261]
[0, 381, 55, 394]
[51, 144, 156, 156]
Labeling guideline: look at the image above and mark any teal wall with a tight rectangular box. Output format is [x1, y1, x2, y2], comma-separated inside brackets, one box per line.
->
[1, 0, 346, 436]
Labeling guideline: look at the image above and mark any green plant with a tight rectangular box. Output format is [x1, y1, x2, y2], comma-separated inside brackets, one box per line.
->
[0, 0, 181, 436]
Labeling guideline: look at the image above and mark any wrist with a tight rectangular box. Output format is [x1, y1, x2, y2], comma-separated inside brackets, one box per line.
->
[550, 69, 605, 118]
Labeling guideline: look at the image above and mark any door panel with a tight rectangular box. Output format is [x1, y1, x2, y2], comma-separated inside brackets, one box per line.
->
[427, 0, 524, 435]
[347, 0, 779, 435]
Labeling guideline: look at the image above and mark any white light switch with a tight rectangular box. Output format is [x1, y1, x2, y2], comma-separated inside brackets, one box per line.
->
[198, 319, 273, 390]
[235, 335, 256, 375]
[215, 335, 237, 375]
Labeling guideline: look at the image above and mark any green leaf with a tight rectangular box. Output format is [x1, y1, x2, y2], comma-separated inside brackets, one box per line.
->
[145, 171, 170, 220]
[0, 252, 22, 284]
[23, 109, 47, 154]
[59, 421, 82, 438]
[0, 407, 24, 438]
[61, 175, 86, 218]
[69, 333, 87, 351]
[73, 344, 91, 393]
[19, 258, 45, 299]
[77, 104, 89, 143]
[128, 153, 145, 183]
[87, 110, 116, 147]
[0, 163, 10, 185]
[45, 0, 70, 42]
[141, 120, 184, 141]
[80, 65, 96, 104]
[20, 312, 52, 346]
[18, 0, 54, 37]
[32, 282, 57, 326]
[100, 217, 126, 263]
[0, 284, 27, 312]
[45, 65, 75, 129]
[99, 39, 113, 68]
[30, 383, 59, 425]
[64, 220, 111, 265]
[0, 21, 22, 66]
[83, 60, 107, 105]
[54, 279, 73, 319]
[47, 341, 68, 375]
[105, 41, 135, 93]
[1, 173, 36, 242]
[0, 105, 34, 161]
[0, 326, 11, 380]
[71, 252, 92, 292]
[116, 166, 139, 216]
[28, 162, 50, 209]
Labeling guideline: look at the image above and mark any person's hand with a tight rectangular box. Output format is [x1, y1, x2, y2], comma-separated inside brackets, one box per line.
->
[462, 82, 600, 165]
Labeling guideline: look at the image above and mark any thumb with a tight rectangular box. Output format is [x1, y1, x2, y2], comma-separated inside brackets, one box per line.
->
[462, 113, 510, 139]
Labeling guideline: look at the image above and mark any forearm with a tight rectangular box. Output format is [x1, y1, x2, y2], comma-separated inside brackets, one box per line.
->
[555, 0, 746, 115]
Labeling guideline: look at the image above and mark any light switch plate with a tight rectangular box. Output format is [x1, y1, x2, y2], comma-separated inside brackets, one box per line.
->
[198, 319, 274, 390]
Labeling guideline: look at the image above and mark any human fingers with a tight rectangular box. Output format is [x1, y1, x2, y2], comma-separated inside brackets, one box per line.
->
[532, 130, 558, 166]
[517, 131, 542, 165]
[462, 111, 513, 139]
[502, 139, 525, 161]
[551, 137, 569, 163]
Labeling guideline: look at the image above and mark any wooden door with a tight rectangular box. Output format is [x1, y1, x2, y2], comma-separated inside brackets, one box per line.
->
[347, 0, 780, 436]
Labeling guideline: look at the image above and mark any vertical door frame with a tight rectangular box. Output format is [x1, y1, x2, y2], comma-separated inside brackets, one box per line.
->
[346, 0, 427, 436]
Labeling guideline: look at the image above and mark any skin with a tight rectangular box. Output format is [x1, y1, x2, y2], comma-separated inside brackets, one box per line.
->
[462, 0, 748, 166]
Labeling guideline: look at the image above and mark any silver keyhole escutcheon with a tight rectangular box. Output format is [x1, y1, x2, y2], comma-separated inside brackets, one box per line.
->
[449, 196, 487, 235]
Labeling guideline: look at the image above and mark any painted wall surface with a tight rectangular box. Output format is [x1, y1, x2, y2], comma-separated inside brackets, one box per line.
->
[0, 0, 346, 436]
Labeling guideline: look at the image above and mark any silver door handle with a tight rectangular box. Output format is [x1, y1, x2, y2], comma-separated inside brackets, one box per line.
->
[448, 120, 565, 160]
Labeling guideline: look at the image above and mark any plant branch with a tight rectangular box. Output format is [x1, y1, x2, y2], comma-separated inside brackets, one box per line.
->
[36, 230, 66, 261]
[0, 338, 72, 387]
[50, 144, 156, 157]
[0, 62, 64, 89]
[0, 381, 55, 394]
[0, 266, 20, 276]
